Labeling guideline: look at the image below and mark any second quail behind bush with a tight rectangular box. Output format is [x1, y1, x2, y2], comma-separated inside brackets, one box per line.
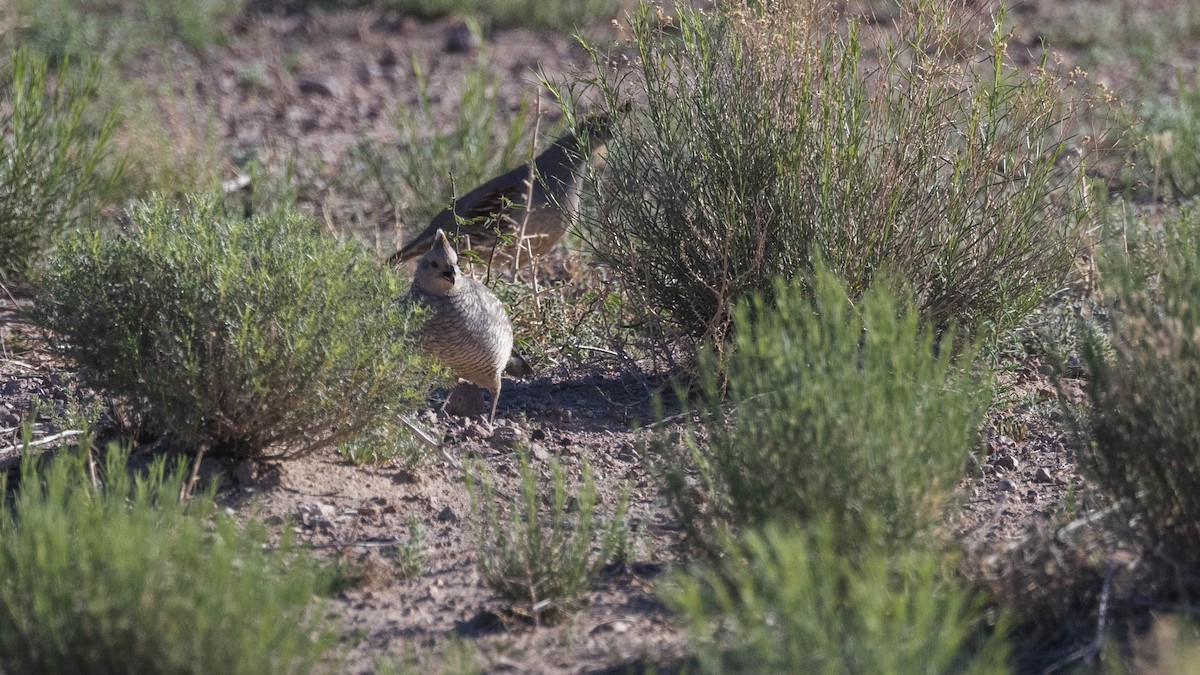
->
[388, 106, 627, 266]
[409, 229, 514, 424]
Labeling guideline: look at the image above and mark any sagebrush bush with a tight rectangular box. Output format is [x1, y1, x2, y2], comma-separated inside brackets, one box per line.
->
[467, 450, 629, 611]
[0, 48, 121, 281]
[35, 194, 436, 459]
[665, 266, 988, 558]
[1141, 72, 1200, 199]
[577, 0, 1093, 358]
[1075, 205, 1200, 571]
[665, 523, 1010, 674]
[0, 445, 337, 673]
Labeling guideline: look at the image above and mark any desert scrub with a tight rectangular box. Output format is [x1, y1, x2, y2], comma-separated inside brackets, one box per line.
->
[8, 0, 246, 64]
[1074, 205, 1200, 572]
[0, 48, 121, 282]
[576, 0, 1094, 358]
[1141, 72, 1200, 199]
[0, 445, 337, 673]
[665, 522, 1010, 674]
[35, 194, 437, 459]
[664, 267, 989, 558]
[467, 450, 629, 613]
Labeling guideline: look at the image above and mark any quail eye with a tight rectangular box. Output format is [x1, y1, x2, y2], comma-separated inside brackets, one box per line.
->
[430, 261, 439, 269]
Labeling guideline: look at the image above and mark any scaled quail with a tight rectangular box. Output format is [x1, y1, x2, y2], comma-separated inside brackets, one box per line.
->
[388, 106, 627, 266]
[409, 229, 514, 424]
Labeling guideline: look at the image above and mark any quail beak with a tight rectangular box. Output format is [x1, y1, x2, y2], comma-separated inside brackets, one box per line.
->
[442, 267, 456, 283]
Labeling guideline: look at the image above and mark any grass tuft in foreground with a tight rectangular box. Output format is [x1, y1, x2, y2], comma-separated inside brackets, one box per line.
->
[665, 523, 1010, 674]
[0, 445, 338, 673]
[664, 265, 989, 559]
[467, 449, 629, 615]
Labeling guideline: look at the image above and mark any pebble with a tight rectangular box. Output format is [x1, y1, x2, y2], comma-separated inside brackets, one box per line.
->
[993, 455, 1020, 472]
[998, 479, 1017, 492]
[296, 75, 338, 97]
[445, 21, 480, 53]
[436, 506, 458, 524]
[490, 425, 525, 450]
[1034, 467, 1054, 483]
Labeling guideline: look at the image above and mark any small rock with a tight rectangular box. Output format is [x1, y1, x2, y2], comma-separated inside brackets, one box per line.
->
[1034, 467, 1054, 483]
[549, 405, 573, 423]
[1024, 489, 1038, 502]
[530, 443, 551, 461]
[998, 479, 1017, 492]
[436, 506, 458, 524]
[531, 428, 547, 442]
[378, 48, 398, 68]
[355, 62, 376, 85]
[296, 76, 337, 97]
[993, 455, 1020, 472]
[1, 380, 21, 397]
[297, 502, 336, 528]
[490, 425, 526, 450]
[445, 21, 480, 53]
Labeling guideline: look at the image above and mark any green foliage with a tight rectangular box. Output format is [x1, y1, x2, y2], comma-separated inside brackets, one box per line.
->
[491, 268, 636, 366]
[387, 518, 427, 579]
[34, 194, 436, 459]
[338, 423, 429, 468]
[466, 450, 629, 610]
[666, 267, 988, 557]
[0, 445, 338, 673]
[356, 38, 530, 234]
[664, 523, 1010, 675]
[374, 637, 483, 675]
[1141, 72, 1200, 198]
[8, 0, 246, 63]
[1074, 205, 1200, 569]
[578, 0, 1092, 358]
[0, 48, 121, 282]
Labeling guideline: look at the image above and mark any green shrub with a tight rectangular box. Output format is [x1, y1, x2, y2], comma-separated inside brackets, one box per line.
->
[1141, 72, 1200, 199]
[356, 40, 530, 237]
[577, 0, 1092, 357]
[665, 523, 1010, 674]
[34, 194, 436, 459]
[338, 422, 429, 468]
[0, 445, 338, 673]
[466, 449, 629, 612]
[665, 266, 989, 558]
[1074, 205, 1200, 570]
[0, 48, 121, 282]
[9, 0, 246, 63]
